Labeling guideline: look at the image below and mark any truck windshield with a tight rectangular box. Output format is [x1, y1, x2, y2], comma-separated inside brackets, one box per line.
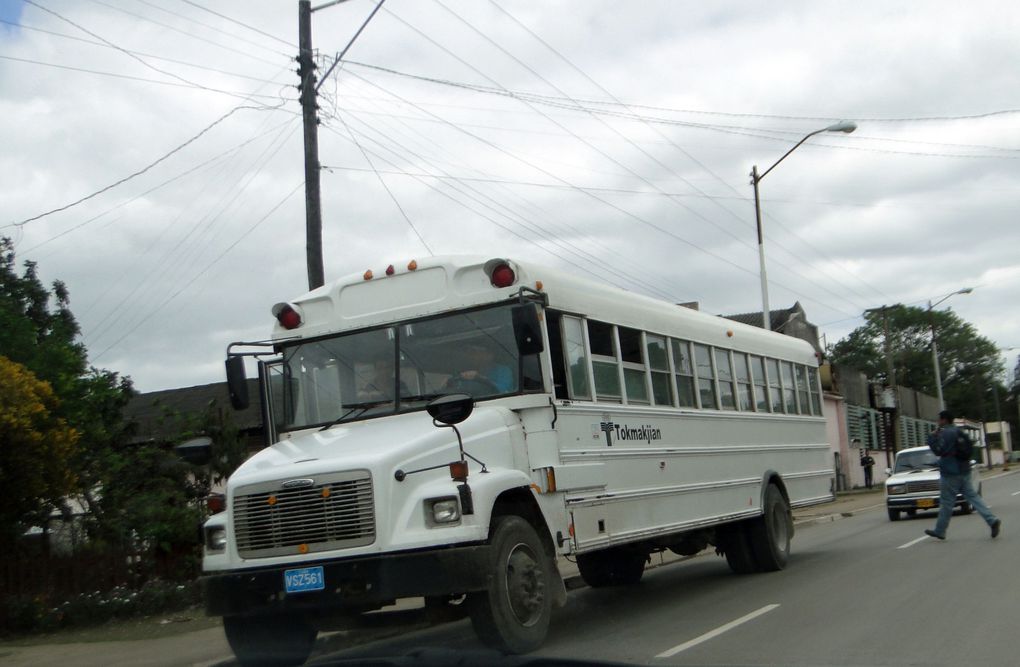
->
[272, 303, 543, 431]
[894, 449, 939, 472]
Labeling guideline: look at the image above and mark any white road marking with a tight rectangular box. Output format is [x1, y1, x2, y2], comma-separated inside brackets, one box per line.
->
[1011, 490, 1020, 496]
[655, 603, 780, 658]
[897, 535, 930, 549]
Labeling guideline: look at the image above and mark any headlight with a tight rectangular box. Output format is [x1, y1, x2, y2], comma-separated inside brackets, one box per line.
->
[887, 485, 906, 495]
[205, 526, 227, 551]
[428, 497, 461, 525]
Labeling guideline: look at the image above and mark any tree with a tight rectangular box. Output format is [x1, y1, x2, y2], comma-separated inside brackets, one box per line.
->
[829, 304, 1005, 421]
[0, 356, 79, 544]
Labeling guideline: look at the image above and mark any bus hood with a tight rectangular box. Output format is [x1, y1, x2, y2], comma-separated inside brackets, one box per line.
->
[227, 406, 521, 488]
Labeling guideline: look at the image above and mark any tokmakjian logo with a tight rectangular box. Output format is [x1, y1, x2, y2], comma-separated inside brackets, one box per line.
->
[596, 422, 662, 446]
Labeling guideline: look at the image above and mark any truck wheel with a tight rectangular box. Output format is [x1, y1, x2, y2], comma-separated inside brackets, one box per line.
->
[888, 508, 901, 521]
[748, 484, 791, 572]
[223, 614, 316, 667]
[961, 502, 973, 515]
[718, 523, 758, 574]
[468, 515, 553, 654]
[576, 548, 646, 587]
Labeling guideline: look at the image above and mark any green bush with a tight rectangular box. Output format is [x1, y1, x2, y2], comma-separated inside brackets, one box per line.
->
[2, 578, 202, 636]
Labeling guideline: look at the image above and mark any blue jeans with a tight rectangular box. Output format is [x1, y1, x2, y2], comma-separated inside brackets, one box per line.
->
[933, 472, 998, 536]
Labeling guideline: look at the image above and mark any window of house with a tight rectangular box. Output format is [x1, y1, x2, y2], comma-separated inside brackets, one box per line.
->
[561, 315, 591, 400]
[672, 339, 697, 408]
[734, 352, 753, 411]
[618, 326, 649, 405]
[646, 334, 673, 406]
[750, 355, 769, 412]
[781, 361, 797, 414]
[694, 343, 717, 409]
[714, 348, 736, 410]
[588, 320, 621, 402]
[767, 358, 784, 413]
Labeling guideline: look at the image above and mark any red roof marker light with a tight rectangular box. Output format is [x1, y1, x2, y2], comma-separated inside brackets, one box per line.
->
[271, 302, 302, 330]
[483, 258, 517, 288]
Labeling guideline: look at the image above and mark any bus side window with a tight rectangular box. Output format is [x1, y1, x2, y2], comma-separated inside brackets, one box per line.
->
[562, 316, 592, 400]
[588, 320, 621, 402]
[546, 311, 569, 399]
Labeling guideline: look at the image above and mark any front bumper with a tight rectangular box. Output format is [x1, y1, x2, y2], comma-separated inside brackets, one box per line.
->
[203, 543, 491, 617]
[887, 494, 965, 510]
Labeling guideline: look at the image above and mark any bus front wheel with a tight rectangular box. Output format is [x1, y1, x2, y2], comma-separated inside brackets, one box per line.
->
[468, 515, 553, 654]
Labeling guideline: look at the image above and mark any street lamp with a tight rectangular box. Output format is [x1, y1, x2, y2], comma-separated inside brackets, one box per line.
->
[929, 287, 974, 409]
[751, 120, 857, 329]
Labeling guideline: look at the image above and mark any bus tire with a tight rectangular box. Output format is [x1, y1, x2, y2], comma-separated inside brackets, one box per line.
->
[576, 548, 646, 587]
[223, 614, 316, 667]
[748, 484, 791, 572]
[468, 515, 553, 654]
[718, 524, 758, 575]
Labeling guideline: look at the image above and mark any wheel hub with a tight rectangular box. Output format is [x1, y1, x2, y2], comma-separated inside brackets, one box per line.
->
[504, 542, 545, 627]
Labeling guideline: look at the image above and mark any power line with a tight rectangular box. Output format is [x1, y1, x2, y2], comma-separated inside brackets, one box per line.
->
[332, 110, 434, 255]
[132, 0, 291, 58]
[0, 54, 291, 100]
[0, 17, 287, 85]
[5, 104, 280, 230]
[91, 180, 304, 362]
[176, 0, 294, 47]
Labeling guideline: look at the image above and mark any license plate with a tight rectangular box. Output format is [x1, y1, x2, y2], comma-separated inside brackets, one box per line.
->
[916, 499, 935, 508]
[284, 566, 325, 594]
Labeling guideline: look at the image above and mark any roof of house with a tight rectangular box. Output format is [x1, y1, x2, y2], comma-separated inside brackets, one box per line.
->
[124, 379, 262, 443]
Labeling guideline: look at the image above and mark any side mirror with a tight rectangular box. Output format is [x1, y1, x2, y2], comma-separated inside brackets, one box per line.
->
[427, 394, 474, 425]
[225, 356, 249, 410]
[884, 468, 892, 476]
[512, 303, 544, 355]
[176, 436, 213, 466]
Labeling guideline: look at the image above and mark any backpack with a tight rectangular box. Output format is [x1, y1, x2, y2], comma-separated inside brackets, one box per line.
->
[954, 429, 974, 462]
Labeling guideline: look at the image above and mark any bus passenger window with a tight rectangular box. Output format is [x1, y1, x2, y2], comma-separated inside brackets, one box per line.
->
[734, 353, 753, 411]
[672, 340, 696, 408]
[795, 364, 810, 415]
[561, 316, 591, 400]
[694, 344, 717, 409]
[766, 358, 784, 413]
[808, 367, 822, 415]
[750, 355, 769, 412]
[781, 361, 797, 414]
[714, 348, 736, 410]
[646, 334, 673, 406]
[588, 320, 621, 402]
[619, 327, 649, 405]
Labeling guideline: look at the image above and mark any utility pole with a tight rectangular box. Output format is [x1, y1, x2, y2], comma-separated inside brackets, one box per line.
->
[865, 305, 901, 465]
[298, 0, 325, 290]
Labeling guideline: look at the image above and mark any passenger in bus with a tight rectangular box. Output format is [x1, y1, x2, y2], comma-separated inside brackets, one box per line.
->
[362, 357, 409, 401]
[446, 341, 513, 394]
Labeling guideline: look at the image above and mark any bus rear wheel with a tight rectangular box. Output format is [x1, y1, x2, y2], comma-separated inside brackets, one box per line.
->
[748, 484, 791, 572]
[718, 523, 758, 574]
[576, 548, 647, 587]
[468, 515, 553, 654]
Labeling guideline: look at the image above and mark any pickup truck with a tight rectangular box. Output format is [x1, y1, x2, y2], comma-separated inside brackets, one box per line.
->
[884, 446, 981, 521]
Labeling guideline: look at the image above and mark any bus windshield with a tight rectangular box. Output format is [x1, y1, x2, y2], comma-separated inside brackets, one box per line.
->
[272, 303, 543, 431]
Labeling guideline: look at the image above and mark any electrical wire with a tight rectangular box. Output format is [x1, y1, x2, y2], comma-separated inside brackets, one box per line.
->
[176, 0, 294, 47]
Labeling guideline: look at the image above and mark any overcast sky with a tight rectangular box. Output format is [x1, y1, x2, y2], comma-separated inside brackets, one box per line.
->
[2, 0, 1019, 393]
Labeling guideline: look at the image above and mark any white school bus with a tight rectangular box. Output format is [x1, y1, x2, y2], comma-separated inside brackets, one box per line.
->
[201, 256, 832, 664]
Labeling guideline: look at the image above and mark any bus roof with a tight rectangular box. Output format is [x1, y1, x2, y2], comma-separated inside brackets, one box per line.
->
[273, 255, 819, 365]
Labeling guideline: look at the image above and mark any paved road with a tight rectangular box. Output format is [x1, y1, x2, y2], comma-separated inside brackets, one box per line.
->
[313, 473, 1019, 666]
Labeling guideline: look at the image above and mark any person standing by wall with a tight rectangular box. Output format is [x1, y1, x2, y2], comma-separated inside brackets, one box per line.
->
[924, 410, 1002, 540]
[860, 449, 876, 489]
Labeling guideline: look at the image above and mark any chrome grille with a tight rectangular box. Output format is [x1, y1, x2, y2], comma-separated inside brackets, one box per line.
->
[905, 480, 940, 494]
[232, 471, 374, 559]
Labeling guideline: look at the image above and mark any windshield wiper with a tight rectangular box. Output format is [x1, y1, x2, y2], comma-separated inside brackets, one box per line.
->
[399, 392, 444, 403]
[319, 400, 392, 431]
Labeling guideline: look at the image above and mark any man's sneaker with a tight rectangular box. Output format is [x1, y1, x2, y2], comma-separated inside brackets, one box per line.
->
[925, 529, 946, 540]
[991, 519, 1002, 539]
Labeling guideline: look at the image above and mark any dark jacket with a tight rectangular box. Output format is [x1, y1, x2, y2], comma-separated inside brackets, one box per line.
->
[927, 425, 970, 475]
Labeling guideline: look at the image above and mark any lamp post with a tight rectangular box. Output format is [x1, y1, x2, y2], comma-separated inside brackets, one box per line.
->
[751, 120, 856, 330]
[928, 287, 974, 409]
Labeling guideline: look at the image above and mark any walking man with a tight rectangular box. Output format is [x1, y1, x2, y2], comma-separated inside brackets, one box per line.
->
[924, 410, 1001, 540]
[860, 449, 875, 489]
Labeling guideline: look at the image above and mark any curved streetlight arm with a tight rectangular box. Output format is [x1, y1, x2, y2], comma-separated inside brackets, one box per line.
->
[754, 121, 857, 182]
